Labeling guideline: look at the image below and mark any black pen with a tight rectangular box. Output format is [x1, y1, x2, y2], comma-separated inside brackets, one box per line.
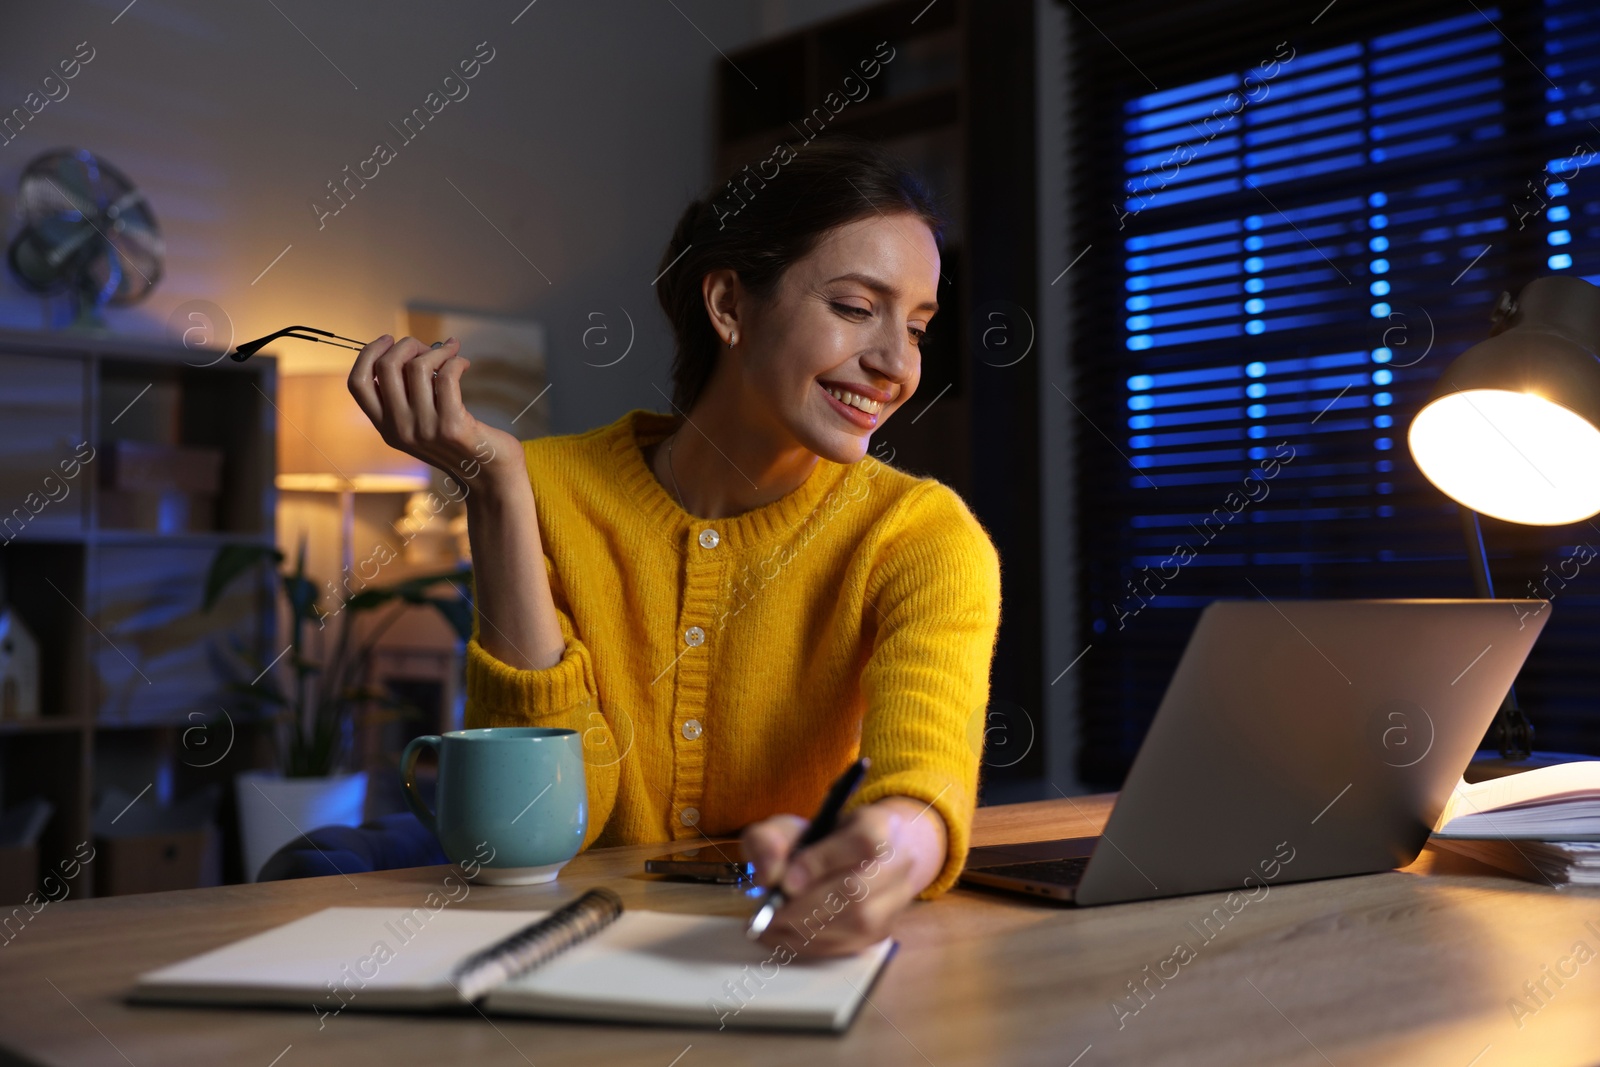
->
[745, 756, 870, 940]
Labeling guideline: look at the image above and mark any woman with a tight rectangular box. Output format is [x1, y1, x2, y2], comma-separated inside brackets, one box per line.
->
[347, 136, 1002, 956]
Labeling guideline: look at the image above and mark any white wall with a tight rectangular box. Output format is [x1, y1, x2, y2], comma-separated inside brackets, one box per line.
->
[0, 0, 877, 435]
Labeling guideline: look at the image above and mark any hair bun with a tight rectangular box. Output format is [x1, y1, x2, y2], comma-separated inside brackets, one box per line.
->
[657, 200, 707, 305]
[685, 196, 737, 247]
[676, 198, 709, 247]
[685, 198, 708, 231]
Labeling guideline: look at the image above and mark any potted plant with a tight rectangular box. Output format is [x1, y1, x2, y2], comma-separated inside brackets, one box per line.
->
[203, 540, 472, 880]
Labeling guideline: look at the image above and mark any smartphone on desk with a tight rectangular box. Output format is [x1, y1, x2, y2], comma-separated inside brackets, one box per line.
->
[644, 842, 754, 884]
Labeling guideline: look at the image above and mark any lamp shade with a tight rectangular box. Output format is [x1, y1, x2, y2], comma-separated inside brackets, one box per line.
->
[1408, 276, 1600, 525]
[277, 374, 430, 492]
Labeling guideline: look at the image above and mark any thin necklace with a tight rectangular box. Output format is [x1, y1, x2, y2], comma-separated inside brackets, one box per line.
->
[664, 430, 686, 511]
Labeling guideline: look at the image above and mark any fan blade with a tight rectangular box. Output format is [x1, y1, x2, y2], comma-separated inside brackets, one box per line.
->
[107, 189, 145, 215]
[39, 175, 95, 221]
[7, 221, 98, 291]
[108, 225, 164, 279]
[41, 223, 100, 269]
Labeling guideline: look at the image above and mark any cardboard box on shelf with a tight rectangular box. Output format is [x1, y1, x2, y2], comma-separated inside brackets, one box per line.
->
[102, 441, 223, 494]
[0, 797, 53, 902]
[91, 783, 219, 896]
[0, 845, 38, 904]
[98, 440, 224, 534]
[97, 489, 218, 533]
[92, 831, 206, 896]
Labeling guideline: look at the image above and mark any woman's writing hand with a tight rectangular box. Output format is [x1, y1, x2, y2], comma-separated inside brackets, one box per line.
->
[347, 335, 525, 493]
[740, 796, 947, 957]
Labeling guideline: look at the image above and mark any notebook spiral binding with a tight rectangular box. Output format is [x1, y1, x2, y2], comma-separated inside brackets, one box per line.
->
[448, 887, 625, 1002]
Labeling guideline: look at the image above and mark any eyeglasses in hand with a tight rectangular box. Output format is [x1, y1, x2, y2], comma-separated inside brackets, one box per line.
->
[230, 325, 367, 362]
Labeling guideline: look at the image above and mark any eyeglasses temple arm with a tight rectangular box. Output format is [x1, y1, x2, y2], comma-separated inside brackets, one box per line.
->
[294, 327, 369, 348]
[230, 326, 369, 361]
[280, 333, 365, 351]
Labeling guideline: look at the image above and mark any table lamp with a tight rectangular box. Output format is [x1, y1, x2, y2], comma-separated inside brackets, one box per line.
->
[1408, 275, 1600, 765]
[277, 374, 431, 576]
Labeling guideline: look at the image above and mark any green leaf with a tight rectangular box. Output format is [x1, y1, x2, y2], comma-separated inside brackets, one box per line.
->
[426, 596, 475, 642]
[202, 544, 283, 611]
[343, 566, 472, 614]
[281, 574, 321, 625]
[229, 679, 289, 706]
[342, 588, 392, 613]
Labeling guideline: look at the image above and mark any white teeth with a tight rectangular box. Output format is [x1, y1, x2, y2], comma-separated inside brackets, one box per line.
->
[825, 385, 882, 415]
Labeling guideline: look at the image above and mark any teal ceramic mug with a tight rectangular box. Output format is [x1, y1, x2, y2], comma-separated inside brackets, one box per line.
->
[402, 727, 587, 885]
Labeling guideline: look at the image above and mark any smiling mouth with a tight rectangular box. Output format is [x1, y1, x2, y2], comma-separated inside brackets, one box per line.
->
[820, 383, 884, 415]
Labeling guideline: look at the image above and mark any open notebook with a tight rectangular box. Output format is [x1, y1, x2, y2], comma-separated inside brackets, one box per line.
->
[128, 903, 895, 1032]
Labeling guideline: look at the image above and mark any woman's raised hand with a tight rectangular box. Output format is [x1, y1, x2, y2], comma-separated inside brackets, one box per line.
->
[347, 335, 524, 492]
[351, 335, 561, 672]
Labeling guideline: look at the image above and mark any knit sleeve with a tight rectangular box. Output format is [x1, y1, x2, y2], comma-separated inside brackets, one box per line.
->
[461, 549, 618, 851]
[845, 480, 1003, 899]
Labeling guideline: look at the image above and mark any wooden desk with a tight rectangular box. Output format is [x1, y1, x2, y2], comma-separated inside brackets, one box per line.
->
[4, 796, 1600, 1066]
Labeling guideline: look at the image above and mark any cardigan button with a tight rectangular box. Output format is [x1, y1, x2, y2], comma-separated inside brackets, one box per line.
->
[698, 528, 720, 549]
[682, 718, 702, 740]
[684, 626, 705, 647]
[680, 807, 700, 827]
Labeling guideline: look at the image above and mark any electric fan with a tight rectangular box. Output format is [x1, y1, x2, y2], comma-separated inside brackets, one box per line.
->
[7, 147, 164, 327]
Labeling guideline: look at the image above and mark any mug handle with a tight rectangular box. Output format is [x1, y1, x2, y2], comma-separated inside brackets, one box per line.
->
[401, 735, 441, 836]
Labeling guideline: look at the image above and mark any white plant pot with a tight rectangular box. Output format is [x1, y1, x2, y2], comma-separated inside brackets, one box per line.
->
[236, 769, 368, 882]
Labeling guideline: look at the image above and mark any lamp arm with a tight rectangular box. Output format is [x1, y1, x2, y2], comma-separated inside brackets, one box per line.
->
[1459, 505, 1534, 760]
[1460, 506, 1497, 598]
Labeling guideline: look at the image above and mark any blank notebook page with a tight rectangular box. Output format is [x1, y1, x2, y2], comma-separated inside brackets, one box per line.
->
[134, 907, 537, 1006]
[485, 910, 894, 1030]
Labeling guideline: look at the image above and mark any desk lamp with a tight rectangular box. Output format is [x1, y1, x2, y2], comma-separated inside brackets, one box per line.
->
[1408, 275, 1600, 764]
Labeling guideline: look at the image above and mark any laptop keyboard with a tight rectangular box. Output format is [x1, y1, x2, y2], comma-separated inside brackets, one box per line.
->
[974, 856, 1090, 886]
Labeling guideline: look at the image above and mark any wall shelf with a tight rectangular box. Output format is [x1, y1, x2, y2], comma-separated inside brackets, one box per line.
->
[0, 717, 88, 735]
[0, 328, 278, 900]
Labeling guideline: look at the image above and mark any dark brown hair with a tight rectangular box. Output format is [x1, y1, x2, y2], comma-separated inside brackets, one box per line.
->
[654, 134, 949, 412]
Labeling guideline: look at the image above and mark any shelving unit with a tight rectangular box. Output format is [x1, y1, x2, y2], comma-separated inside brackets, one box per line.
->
[0, 328, 277, 899]
[716, 0, 1044, 786]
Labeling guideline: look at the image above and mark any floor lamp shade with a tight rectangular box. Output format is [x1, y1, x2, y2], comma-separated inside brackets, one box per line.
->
[1408, 276, 1600, 525]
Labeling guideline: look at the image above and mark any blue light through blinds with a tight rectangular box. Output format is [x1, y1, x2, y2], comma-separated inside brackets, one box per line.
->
[1541, 0, 1600, 284]
[1068, 0, 1600, 783]
[1115, 13, 1504, 512]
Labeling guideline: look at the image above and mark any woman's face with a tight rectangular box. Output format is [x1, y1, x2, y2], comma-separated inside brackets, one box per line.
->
[719, 211, 940, 465]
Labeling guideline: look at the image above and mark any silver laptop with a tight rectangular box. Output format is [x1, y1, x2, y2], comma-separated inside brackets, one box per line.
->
[961, 598, 1549, 906]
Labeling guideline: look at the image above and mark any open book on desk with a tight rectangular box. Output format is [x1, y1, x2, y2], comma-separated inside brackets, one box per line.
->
[1431, 762, 1600, 885]
[1433, 762, 1600, 840]
[128, 903, 895, 1032]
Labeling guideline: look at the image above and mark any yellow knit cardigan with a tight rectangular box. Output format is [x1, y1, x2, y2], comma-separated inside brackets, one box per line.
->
[464, 409, 1003, 897]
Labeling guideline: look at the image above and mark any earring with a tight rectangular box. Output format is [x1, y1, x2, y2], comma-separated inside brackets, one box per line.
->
[728, 333, 737, 348]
